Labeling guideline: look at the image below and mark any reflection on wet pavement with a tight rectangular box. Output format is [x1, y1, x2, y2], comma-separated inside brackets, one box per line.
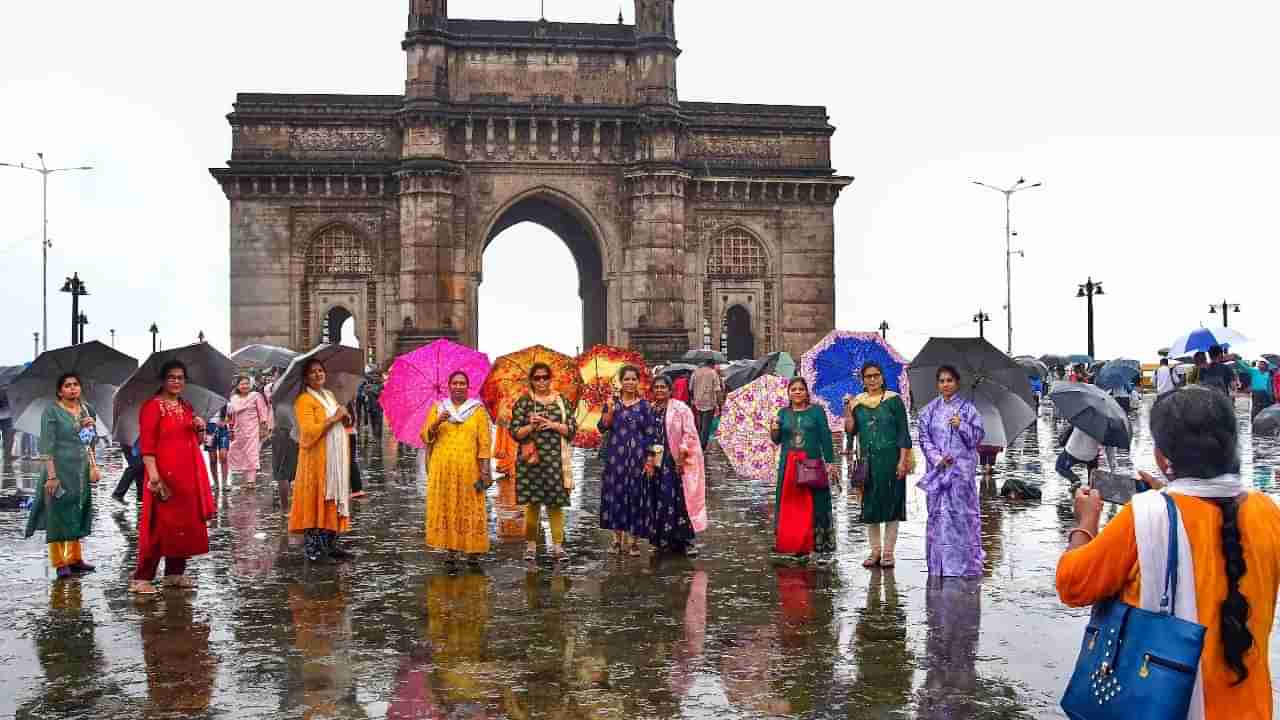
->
[1, 396, 1278, 718]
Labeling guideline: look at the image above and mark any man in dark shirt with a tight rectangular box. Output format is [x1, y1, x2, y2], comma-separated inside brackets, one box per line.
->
[1198, 344, 1237, 394]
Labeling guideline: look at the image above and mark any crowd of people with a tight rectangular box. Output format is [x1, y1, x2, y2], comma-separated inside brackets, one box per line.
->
[11, 343, 1280, 717]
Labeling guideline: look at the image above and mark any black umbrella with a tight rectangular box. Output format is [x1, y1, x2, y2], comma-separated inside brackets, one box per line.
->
[1049, 381, 1131, 448]
[1013, 355, 1049, 379]
[907, 337, 1037, 447]
[681, 349, 727, 365]
[723, 360, 760, 393]
[658, 363, 698, 380]
[8, 341, 139, 436]
[1255, 405, 1280, 436]
[231, 343, 299, 370]
[1039, 354, 1069, 369]
[272, 345, 366, 438]
[113, 343, 238, 446]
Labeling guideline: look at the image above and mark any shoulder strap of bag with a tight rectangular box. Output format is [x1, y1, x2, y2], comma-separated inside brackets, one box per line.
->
[1160, 493, 1179, 613]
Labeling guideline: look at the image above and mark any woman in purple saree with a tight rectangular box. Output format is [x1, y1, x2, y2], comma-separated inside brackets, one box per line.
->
[916, 365, 986, 577]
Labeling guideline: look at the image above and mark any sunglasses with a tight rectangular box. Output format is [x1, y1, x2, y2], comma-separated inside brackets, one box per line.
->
[863, 372, 883, 379]
[532, 375, 551, 382]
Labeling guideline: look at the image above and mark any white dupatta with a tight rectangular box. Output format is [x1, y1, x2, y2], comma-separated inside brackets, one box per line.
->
[307, 387, 351, 519]
[1131, 473, 1246, 720]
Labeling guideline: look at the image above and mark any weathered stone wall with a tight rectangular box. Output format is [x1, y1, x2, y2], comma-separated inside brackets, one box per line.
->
[452, 49, 633, 105]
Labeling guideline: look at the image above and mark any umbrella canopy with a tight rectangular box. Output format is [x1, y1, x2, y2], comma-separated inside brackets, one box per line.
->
[658, 362, 698, 380]
[1049, 381, 1132, 448]
[718, 375, 789, 481]
[1039, 354, 1070, 368]
[801, 330, 910, 431]
[723, 352, 797, 394]
[907, 337, 1036, 448]
[1168, 327, 1248, 357]
[1263, 354, 1280, 368]
[271, 345, 366, 439]
[231, 344, 299, 370]
[9, 341, 139, 437]
[1254, 404, 1280, 436]
[0, 365, 25, 389]
[380, 339, 491, 449]
[574, 345, 651, 448]
[479, 345, 582, 428]
[1095, 359, 1141, 391]
[681, 349, 727, 365]
[1013, 356, 1050, 379]
[1067, 354, 1094, 366]
[113, 342, 236, 445]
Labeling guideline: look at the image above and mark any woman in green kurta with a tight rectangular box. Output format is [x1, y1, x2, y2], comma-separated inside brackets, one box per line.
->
[842, 362, 912, 569]
[510, 362, 578, 562]
[25, 372, 100, 579]
[770, 377, 838, 565]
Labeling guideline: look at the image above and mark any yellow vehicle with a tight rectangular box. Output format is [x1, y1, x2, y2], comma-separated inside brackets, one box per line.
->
[1140, 363, 1159, 389]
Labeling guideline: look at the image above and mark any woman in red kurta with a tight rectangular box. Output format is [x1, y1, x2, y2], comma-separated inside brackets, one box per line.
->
[130, 360, 216, 595]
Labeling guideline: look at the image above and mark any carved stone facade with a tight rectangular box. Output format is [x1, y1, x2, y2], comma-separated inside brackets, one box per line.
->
[212, 1, 850, 364]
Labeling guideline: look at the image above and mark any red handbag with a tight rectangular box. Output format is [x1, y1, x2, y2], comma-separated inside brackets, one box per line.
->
[796, 457, 829, 489]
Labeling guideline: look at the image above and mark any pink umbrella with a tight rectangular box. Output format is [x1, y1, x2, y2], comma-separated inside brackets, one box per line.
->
[718, 375, 790, 481]
[380, 339, 491, 448]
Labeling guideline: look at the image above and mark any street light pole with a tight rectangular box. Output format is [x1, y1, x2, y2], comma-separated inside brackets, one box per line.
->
[1076, 278, 1104, 360]
[0, 154, 94, 352]
[150, 323, 159, 354]
[973, 310, 991, 339]
[972, 178, 1043, 355]
[60, 273, 88, 346]
[1208, 300, 1241, 328]
[110, 329, 116, 347]
[33, 333, 39, 360]
[76, 312, 89, 345]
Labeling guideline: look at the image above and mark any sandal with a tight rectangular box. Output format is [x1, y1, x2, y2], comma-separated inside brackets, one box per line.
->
[879, 553, 896, 568]
[130, 580, 159, 595]
[524, 544, 537, 562]
[862, 552, 882, 569]
[163, 575, 196, 589]
[608, 537, 623, 554]
[628, 543, 641, 557]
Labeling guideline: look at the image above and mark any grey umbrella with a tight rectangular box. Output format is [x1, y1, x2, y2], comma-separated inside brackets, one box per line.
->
[7, 341, 139, 437]
[1049, 381, 1131, 448]
[907, 337, 1037, 447]
[1013, 355, 1050, 379]
[681, 349, 727, 365]
[1254, 404, 1280, 436]
[231, 344, 299, 370]
[113, 343, 238, 446]
[271, 345, 365, 439]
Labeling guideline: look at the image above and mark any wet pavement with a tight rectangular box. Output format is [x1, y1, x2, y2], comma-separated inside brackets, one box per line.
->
[1, 395, 1277, 719]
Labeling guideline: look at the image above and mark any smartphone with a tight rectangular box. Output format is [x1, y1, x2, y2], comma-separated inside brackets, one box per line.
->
[1090, 469, 1139, 505]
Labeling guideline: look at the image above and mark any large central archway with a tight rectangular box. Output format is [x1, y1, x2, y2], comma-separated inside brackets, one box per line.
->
[476, 190, 609, 353]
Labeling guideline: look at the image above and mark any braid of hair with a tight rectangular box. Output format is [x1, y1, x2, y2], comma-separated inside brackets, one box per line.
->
[1211, 496, 1253, 685]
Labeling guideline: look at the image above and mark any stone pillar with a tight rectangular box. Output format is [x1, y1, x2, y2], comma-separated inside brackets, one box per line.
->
[623, 169, 692, 362]
[571, 120, 581, 161]
[395, 165, 463, 352]
[592, 120, 601, 160]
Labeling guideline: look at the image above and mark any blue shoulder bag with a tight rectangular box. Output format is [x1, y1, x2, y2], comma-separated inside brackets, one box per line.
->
[1061, 494, 1206, 720]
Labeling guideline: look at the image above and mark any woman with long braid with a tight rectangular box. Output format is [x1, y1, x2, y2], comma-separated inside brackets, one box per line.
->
[1056, 386, 1280, 717]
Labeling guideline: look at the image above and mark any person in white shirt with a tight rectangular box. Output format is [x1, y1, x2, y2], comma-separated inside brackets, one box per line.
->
[1154, 357, 1178, 397]
[1055, 425, 1117, 484]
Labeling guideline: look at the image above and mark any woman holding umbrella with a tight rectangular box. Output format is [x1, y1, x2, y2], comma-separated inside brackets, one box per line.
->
[130, 360, 216, 594]
[769, 377, 838, 565]
[422, 371, 493, 567]
[288, 359, 354, 563]
[842, 362, 912, 568]
[642, 376, 705, 555]
[916, 365, 986, 577]
[511, 362, 577, 562]
[598, 365, 657, 556]
[25, 372, 101, 579]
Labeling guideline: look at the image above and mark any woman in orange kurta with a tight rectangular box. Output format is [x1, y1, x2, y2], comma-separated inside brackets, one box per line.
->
[1057, 387, 1280, 719]
[288, 359, 353, 563]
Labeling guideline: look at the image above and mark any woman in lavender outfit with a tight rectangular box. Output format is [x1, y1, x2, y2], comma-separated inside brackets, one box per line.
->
[916, 365, 985, 577]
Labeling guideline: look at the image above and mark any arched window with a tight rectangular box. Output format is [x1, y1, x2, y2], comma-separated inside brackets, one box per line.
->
[707, 228, 766, 278]
[306, 226, 372, 276]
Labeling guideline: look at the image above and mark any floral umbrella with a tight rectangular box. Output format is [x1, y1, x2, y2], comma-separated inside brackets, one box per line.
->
[380, 339, 492, 449]
[479, 345, 582, 428]
[718, 375, 789, 481]
[574, 344, 652, 448]
[801, 330, 911, 432]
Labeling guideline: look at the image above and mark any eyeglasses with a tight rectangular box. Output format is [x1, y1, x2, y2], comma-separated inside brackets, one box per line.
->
[863, 372, 883, 379]
[165, 375, 186, 381]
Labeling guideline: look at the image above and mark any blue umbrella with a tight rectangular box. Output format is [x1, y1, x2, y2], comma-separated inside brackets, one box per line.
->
[800, 331, 910, 430]
[1067, 354, 1094, 366]
[1095, 359, 1140, 391]
[1168, 327, 1248, 357]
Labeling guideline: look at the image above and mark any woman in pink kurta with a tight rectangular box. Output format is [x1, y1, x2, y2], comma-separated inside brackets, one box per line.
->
[226, 376, 271, 476]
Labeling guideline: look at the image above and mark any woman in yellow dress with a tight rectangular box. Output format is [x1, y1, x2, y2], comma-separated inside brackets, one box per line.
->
[288, 359, 354, 563]
[422, 371, 493, 567]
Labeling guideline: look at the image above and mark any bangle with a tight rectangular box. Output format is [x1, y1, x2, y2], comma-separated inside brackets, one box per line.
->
[1066, 527, 1096, 543]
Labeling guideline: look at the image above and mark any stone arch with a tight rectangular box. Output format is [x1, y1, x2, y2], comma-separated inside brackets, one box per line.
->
[473, 185, 614, 348]
[297, 222, 379, 362]
[723, 303, 755, 360]
[702, 225, 774, 357]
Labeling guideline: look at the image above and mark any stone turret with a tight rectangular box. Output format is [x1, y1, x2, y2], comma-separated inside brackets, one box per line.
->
[404, 0, 449, 103]
[633, 0, 678, 108]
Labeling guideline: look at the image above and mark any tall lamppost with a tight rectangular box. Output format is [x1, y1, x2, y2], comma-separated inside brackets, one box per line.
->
[1077, 278, 1104, 360]
[60, 273, 88, 346]
[1208, 300, 1240, 328]
[0, 154, 94, 352]
[879, 320, 890, 341]
[110, 329, 116, 347]
[149, 323, 159, 354]
[973, 309, 991, 339]
[76, 312, 89, 345]
[33, 333, 39, 360]
[972, 177, 1043, 355]
[198, 330, 206, 344]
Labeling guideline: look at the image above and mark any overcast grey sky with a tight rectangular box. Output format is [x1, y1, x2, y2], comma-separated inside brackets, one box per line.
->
[2, 0, 1277, 367]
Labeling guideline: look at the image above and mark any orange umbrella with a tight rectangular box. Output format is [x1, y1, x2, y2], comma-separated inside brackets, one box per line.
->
[574, 344, 652, 448]
[479, 345, 582, 428]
